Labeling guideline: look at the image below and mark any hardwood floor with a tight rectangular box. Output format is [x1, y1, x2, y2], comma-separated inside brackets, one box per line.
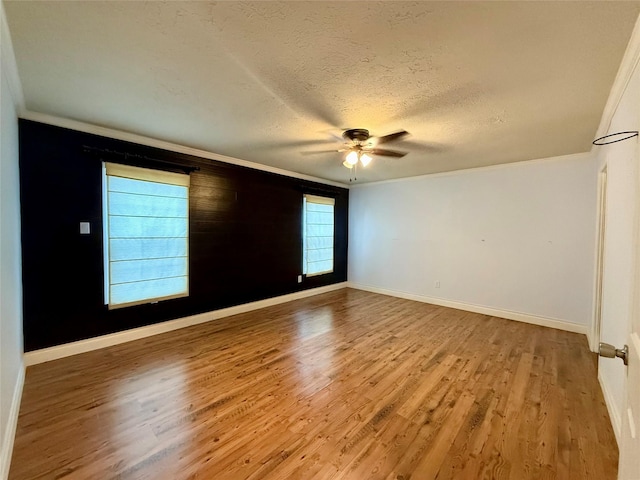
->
[10, 289, 617, 479]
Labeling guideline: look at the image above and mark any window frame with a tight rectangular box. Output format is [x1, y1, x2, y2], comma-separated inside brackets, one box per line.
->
[302, 193, 335, 277]
[102, 162, 190, 309]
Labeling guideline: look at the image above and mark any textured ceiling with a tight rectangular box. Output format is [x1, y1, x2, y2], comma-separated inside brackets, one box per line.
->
[4, 1, 640, 184]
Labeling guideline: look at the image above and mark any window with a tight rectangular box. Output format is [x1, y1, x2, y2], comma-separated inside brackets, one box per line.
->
[103, 162, 189, 309]
[303, 194, 335, 276]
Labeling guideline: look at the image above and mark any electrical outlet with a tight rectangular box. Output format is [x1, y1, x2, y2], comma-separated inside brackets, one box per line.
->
[297, 275, 302, 283]
[435, 281, 440, 288]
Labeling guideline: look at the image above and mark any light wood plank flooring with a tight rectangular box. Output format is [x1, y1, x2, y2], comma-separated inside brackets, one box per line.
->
[10, 289, 617, 479]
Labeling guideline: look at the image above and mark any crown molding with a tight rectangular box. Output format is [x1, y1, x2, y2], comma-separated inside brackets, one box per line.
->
[20, 110, 350, 189]
[349, 152, 594, 189]
[592, 13, 640, 144]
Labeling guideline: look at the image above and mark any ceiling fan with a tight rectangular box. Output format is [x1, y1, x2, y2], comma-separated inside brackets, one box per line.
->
[337, 128, 410, 169]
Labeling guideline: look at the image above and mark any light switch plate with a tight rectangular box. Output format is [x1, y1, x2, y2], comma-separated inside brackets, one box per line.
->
[80, 222, 91, 234]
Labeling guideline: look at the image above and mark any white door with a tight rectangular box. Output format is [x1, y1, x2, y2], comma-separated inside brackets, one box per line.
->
[619, 323, 639, 478]
[620, 145, 640, 478]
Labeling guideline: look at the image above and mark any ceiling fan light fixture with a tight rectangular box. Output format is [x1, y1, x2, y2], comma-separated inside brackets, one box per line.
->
[345, 151, 359, 166]
[335, 129, 410, 171]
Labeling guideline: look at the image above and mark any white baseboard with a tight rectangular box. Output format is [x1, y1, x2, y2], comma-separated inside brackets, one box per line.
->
[599, 368, 622, 446]
[24, 283, 347, 366]
[0, 364, 25, 480]
[347, 282, 589, 336]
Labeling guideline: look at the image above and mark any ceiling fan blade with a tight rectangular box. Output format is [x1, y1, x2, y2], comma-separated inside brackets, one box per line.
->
[280, 139, 337, 148]
[322, 129, 347, 143]
[399, 140, 449, 154]
[370, 148, 407, 158]
[374, 130, 410, 145]
[301, 149, 340, 156]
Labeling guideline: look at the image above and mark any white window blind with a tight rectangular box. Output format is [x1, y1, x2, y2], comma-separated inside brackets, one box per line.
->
[103, 162, 189, 309]
[303, 194, 335, 276]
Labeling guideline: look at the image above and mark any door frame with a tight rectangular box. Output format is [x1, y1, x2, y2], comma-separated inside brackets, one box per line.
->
[592, 165, 608, 352]
[619, 131, 640, 479]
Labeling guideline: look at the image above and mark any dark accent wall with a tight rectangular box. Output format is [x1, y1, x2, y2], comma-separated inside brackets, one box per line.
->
[19, 120, 348, 351]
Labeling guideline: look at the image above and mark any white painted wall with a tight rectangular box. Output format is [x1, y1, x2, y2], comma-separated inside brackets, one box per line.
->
[348, 153, 598, 330]
[0, 4, 24, 478]
[595, 44, 640, 440]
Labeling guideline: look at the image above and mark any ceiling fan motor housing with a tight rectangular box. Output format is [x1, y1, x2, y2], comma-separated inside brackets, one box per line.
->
[343, 129, 370, 143]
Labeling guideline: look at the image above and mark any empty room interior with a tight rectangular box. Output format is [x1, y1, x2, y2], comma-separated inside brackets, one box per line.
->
[2, 2, 640, 479]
